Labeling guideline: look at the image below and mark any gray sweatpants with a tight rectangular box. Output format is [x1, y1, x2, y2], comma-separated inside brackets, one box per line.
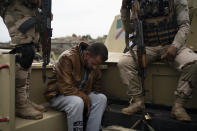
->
[50, 92, 107, 131]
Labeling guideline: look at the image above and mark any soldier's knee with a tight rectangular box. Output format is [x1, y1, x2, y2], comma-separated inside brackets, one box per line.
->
[117, 55, 136, 69]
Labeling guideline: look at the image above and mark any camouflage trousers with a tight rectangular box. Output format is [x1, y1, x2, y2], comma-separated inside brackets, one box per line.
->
[2, 0, 38, 98]
[118, 45, 197, 99]
[3, 0, 39, 46]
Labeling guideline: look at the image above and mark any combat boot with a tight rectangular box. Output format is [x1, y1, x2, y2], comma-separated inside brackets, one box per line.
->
[122, 95, 145, 115]
[28, 100, 47, 112]
[171, 97, 191, 122]
[16, 87, 43, 120]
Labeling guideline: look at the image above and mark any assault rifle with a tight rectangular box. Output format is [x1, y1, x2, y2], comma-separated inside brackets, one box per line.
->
[128, 0, 146, 96]
[127, 0, 155, 131]
[133, 19, 146, 96]
[38, 0, 52, 82]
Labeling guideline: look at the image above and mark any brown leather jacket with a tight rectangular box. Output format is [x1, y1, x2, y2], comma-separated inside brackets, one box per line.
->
[45, 42, 102, 101]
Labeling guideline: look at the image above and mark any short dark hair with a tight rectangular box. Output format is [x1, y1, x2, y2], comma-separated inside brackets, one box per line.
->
[87, 43, 108, 62]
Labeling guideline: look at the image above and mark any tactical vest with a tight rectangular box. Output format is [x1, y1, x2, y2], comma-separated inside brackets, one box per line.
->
[138, 0, 178, 46]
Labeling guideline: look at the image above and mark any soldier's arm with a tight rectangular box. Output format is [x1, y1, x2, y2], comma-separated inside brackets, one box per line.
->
[121, 0, 132, 33]
[172, 0, 190, 49]
[121, 0, 135, 49]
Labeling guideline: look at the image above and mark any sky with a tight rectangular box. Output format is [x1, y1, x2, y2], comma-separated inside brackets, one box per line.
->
[0, 0, 122, 42]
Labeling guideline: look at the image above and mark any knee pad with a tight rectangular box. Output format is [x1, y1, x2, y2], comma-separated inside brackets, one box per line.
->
[10, 43, 35, 69]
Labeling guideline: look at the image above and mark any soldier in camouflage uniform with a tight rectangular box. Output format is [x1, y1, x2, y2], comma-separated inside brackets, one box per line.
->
[118, 0, 197, 121]
[0, 0, 46, 119]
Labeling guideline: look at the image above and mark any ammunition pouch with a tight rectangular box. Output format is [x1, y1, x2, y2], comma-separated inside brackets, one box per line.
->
[9, 43, 35, 69]
[139, 0, 171, 19]
[143, 19, 178, 47]
[140, 0, 178, 47]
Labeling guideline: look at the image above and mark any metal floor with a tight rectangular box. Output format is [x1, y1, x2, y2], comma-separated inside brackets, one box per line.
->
[102, 100, 197, 131]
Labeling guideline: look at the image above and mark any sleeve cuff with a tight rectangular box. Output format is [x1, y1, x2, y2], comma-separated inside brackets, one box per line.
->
[172, 41, 183, 50]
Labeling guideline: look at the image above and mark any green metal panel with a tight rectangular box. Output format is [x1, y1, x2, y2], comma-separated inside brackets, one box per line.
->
[29, 64, 54, 104]
[188, 0, 197, 9]
[15, 110, 67, 131]
[147, 63, 179, 106]
[102, 63, 129, 101]
[0, 55, 15, 131]
[186, 8, 197, 52]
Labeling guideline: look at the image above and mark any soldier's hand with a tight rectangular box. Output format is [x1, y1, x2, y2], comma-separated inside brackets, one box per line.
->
[161, 45, 177, 61]
[34, 0, 42, 7]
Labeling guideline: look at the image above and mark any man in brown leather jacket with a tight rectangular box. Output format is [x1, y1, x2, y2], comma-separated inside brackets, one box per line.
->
[45, 42, 108, 131]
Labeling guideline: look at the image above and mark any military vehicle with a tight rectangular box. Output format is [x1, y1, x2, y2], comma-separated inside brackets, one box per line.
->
[1, 0, 197, 131]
